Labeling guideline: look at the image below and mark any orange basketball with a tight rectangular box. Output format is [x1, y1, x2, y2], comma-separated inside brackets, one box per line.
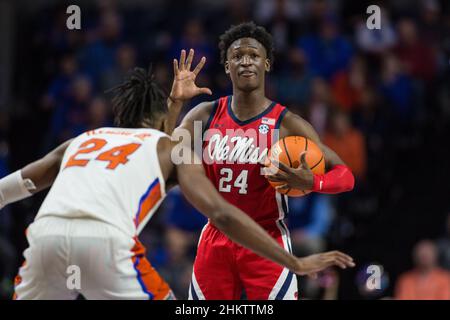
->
[266, 136, 325, 197]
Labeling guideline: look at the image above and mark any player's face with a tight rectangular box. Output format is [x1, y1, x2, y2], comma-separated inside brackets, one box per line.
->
[225, 38, 270, 92]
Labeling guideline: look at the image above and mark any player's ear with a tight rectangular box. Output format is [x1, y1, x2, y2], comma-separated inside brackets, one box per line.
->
[265, 59, 271, 72]
[225, 61, 230, 74]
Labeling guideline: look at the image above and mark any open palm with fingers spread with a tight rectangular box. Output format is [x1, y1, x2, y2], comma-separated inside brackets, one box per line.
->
[170, 48, 212, 102]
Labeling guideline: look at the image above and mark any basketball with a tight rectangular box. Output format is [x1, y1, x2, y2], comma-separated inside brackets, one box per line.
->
[266, 136, 325, 197]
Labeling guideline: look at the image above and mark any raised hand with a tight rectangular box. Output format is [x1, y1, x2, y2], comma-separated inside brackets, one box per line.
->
[294, 251, 355, 277]
[264, 152, 315, 191]
[169, 49, 212, 102]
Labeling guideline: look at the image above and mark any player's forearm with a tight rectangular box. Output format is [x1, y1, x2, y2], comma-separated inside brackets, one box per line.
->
[0, 170, 36, 209]
[0, 155, 59, 208]
[211, 203, 299, 272]
[0, 140, 70, 209]
[313, 164, 355, 194]
[164, 97, 184, 135]
[21, 156, 60, 193]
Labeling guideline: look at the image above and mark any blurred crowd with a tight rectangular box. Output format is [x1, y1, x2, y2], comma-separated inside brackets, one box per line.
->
[0, 0, 449, 299]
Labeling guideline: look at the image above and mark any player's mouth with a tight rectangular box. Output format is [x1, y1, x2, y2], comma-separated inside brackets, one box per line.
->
[238, 70, 256, 78]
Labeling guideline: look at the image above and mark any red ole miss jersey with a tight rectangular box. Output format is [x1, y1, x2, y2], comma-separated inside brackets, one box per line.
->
[203, 95, 289, 223]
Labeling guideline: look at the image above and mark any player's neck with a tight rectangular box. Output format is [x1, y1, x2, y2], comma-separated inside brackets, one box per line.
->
[231, 88, 271, 121]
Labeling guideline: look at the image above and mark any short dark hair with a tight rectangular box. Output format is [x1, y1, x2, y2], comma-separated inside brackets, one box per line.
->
[218, 21, 274, 66]
[108, 66, 167, 128]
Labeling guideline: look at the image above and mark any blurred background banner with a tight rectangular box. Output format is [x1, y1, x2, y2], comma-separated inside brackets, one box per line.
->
[0, 0, 449, 300]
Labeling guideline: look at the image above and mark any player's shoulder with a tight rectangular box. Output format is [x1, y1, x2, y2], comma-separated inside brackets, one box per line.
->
[280, 109, 309, 127]
[183, 101, 215, 122]
[182, 97, 227, 123]
[278, 109, 317, 137]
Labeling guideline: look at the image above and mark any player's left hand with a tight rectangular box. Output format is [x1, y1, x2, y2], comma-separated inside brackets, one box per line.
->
[169, 49, 212, 103]
[294, 251, 355, 276]
[263, 152, 315, 191]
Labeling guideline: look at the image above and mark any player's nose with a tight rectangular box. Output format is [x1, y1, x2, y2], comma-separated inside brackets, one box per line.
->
[241, 55, 251, 66]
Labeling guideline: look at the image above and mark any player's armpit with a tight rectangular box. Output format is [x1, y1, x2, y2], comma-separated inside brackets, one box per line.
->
[172, 101, 214, 151]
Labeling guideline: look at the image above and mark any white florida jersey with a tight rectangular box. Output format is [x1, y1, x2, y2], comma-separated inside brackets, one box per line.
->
[36, 127, 168, 237]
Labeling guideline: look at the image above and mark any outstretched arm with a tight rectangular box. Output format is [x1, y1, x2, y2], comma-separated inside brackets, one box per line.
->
[171, 141, 355, 276]
[164, 49, 212, 135]
[0, 140, 71, 208]
[265, 111, 355, 194]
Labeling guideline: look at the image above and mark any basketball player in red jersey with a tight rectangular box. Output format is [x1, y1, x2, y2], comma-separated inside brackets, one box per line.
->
[167, 22, 355, 300]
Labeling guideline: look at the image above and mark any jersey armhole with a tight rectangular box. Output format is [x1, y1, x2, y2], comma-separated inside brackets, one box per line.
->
[153, 134, 170, 197]
[273, 107, 288, 143]
[202, 100, 219, 136]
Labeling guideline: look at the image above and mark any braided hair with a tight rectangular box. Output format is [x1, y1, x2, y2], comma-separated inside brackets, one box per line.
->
[108, 66, 168, 128]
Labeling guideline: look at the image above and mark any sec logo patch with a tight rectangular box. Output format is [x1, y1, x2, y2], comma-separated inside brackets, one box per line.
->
[258, 124, 269, 134]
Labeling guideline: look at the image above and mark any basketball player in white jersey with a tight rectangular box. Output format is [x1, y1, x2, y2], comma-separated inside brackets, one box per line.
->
[0, 57, 354, 300]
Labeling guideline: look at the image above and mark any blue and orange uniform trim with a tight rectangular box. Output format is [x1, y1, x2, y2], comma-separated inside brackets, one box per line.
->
[132, 178, 172, 300]
[131, 237, 172, 300]
[134, 178, 162, 228]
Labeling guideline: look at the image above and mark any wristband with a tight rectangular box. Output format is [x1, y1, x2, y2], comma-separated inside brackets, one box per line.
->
[0, 170, 36, 208]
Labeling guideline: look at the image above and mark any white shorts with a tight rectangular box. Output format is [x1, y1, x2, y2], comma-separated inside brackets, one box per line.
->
[13, 216, 174, 300]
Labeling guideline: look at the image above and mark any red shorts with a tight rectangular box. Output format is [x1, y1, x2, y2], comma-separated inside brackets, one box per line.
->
[189, 220, 298, 300]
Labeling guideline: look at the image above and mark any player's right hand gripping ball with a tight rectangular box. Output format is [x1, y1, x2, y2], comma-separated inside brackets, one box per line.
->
[266, 136, 325, 197]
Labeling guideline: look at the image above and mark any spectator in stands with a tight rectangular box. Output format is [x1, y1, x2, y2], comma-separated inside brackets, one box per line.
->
[170, 19, 214, 70]
[170, 19, 213, 108]
[379, 53, 414, 120]
[42, 54, 79, 111]
[298, 16, 353, 80]
[79, 10, 124, 85]
[419, 0, 443, 45]
[85, 97, 113, 131]
[255, 0, 303, 52]
[393, 18, 437, 81]
[49, 75, 93, 144]
[436, 213, 450, 271]
[162, 188, 208, 235]
[355, 7, 396, 55]
[323, 110, 367, 180]
[288, 194, 334, 256]
[271, 48, 313, 108]
[395, 240, 450, 300]
[100, 44, 137, 92]
[0, 118, 16, 299]
[331, 55, 368, 113]
[307, 77, 334, 136]
[288, 194, 335, 299]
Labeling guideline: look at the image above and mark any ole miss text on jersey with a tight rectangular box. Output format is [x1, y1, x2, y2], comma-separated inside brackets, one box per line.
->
[202, 95, 289, 223]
